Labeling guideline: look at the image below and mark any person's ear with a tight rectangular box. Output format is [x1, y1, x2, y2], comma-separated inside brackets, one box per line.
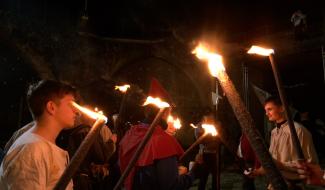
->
[46, 101, 56, 115]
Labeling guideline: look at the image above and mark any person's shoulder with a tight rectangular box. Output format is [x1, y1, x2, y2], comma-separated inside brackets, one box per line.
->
[19, 142, 47, 158]
[293, 122, 308, 131]
[270, 127, 277, 134]
[289, 122, 313, 137]
[3, 139, 50, 168]
[18, 137, 53, 155]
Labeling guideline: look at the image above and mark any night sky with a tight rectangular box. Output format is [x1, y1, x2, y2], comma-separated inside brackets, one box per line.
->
[1, 0, 324, 146]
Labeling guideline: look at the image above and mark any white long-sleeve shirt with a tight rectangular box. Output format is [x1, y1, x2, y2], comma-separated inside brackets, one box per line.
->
[0, 129, 73, 190]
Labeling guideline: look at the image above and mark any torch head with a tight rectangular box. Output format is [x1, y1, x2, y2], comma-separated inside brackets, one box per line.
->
[247, 45, 274, 56]
[192, 43, 225, 78]
[72, 102, 108, 124]
[115, 85, 130, 93]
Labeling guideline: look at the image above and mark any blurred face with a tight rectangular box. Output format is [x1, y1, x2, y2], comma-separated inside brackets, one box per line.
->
[264, 102, 285, 123]
[166, 121, 177, 136]
[164, 108, 176, 136]
[54, 94, 78, 129]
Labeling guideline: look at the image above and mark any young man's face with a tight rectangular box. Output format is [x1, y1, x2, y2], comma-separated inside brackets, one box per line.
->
[264, 102, 284, 122]
[55, 94, 78, 129]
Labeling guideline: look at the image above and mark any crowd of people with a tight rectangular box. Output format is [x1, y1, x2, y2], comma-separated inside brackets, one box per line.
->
[0, 79, 324, 190]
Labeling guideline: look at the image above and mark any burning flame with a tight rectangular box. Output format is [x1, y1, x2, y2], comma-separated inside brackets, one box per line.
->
[192, 43, 225, 77]
[115, 85, 130, 93]
[247, 45, 274, 56]
[190, 123, 197, 128]
[168, 115, 182, 129]
[143, 96, 170, 108]
[202, 124, 217, 136]
[72, 102, 107, 122]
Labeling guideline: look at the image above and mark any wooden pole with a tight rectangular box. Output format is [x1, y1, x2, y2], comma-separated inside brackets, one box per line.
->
[268, 54, 305, 160]
[54, 118, 106, 190]
[216, 70, 288, 190]
[179, 134, 207, 162]
[214, 79, 221, 190]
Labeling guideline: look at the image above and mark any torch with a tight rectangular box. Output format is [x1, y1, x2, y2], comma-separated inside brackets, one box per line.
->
[113, 96, 170, 190]
[193, 43, 288, 190]
[115, 84, 131, 138]
[179, 124, 217, 162]
[54, 103, 108, 190]
[166, 115, 182, 135]
[247, 45, 305, 161]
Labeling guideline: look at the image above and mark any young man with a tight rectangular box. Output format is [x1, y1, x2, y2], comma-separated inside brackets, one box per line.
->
[249, 96, 318, 189]
[0, 80, 79, 190]
[264, 96, 318, 165]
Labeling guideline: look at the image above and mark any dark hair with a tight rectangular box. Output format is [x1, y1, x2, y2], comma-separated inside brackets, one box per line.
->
[27, 80, 77, 119]
[264, 96, 282, 106]
[143, 104, 168, 129]
[143, 104, 160, 123]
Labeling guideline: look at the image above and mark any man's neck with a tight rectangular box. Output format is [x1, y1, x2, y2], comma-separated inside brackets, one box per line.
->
[275, 118, 286, 124]
[32, 118, 62, 144]
[275, 119, 287, 129]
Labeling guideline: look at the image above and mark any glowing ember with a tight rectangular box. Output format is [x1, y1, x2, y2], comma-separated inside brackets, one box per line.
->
[247, 45, 274, 56]
[202, 124, 217, 136]
[72, 102, 107, 122]
[143, 96, 170, 108]
[168, 115, 182, 129]
[192, 43, 225, 77]
[115, 85, 130, 93]
[190, 123, 198, 128]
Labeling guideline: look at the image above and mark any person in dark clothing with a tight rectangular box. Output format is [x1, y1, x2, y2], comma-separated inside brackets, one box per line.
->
[57, 119, 116, 190]
[237, 134, 261, 190]
[119, 78, 202, 190]
[194, 113, 218, 190]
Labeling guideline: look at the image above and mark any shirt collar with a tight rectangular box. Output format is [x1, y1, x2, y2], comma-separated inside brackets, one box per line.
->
[276, 120, 287, 129]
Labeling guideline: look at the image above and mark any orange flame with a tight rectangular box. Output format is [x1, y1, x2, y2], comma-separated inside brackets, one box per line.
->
[202, 124, 217, 136]
[168, 115, 182, 129]
[247, 45, 274, 56]
[143, 96, 170, 108]
[192, 43, 225, 77]
[72, 102, 107, 122]
[115, 85, 130, 93]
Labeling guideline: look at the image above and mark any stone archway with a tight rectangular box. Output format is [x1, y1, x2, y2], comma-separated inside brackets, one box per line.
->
[111, 55, 210, 120]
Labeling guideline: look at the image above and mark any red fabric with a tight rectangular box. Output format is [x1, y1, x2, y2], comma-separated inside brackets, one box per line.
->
[148, 78, 174, 105]
[240, 134, 261, 168]
[119, 124, 184, 190]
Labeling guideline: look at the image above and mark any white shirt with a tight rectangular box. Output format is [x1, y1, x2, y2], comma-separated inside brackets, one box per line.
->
[0, 129, 73, 190]
[269, 121, 318, 164]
